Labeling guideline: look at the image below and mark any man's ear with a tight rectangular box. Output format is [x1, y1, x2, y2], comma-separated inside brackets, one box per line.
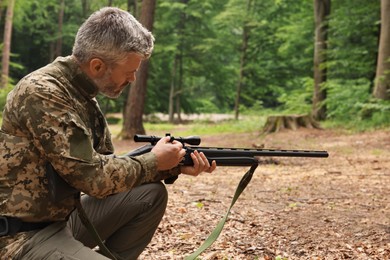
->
[89, 58, 107, 77]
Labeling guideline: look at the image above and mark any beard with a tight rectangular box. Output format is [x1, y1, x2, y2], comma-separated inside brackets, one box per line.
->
[92, 70, 128, 99]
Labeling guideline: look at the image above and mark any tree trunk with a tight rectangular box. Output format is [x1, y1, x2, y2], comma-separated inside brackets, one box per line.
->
[175, 90, 181, 122]
[54, 0, 65, 59]
[121, 0, 156, 139]
[127, 0, 138, 17]
[168, 56, 178, 123]
[1, 0, 15, 88]
[312, 0, 330, 120]
[121, 1, 140, 124]
[170, 0, 188, 123]
[234, 0, 252, 120]
[262, 114, 321, 134]
[373, 0, 390, 100]
[176, 49, 183, 122]
[81, 0, 90, 18]
[0, 0, 4, 27]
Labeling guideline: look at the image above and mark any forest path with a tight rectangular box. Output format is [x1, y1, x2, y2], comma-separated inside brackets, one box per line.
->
[112, 127, 390, 260]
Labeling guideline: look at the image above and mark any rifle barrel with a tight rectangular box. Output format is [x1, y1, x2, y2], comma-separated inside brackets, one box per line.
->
[188, 146, 329, 158]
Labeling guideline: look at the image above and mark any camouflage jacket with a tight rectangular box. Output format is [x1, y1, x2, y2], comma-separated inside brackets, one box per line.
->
[0, 56, 180, 256]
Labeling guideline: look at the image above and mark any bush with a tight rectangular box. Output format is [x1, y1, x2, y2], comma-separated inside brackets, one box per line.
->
[277, 77, 313, 114]
[324, 78, 390, 130]
[0, 85, 14, 113]
[325, 79, 371, 120]
[357, 99, 390, 127]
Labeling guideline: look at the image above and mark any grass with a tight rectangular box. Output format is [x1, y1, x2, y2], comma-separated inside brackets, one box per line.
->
[107, 115, 267, 138]
[143, 115, 266, 137]
[321, 119, 390, 133]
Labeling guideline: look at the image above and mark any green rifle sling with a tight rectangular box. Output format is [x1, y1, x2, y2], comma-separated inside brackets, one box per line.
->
[184, 164, 258, 260]
[75, 197, 122, 260]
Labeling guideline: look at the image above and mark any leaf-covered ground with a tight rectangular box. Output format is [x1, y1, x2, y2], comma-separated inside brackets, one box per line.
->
[113, 128, 390, 260]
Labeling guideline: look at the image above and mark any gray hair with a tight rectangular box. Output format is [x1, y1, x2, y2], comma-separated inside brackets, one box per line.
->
[72, 7, 154, 64]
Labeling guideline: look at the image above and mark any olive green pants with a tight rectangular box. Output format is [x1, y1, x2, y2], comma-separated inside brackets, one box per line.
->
[16, 182, 168, 260]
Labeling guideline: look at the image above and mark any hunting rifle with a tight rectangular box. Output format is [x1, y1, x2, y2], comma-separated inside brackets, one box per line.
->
[130, 133, 329, 260]
[129, 133, 328, 168]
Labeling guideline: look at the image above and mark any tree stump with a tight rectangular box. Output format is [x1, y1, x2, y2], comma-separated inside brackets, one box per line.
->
[262, 114, 321, 134]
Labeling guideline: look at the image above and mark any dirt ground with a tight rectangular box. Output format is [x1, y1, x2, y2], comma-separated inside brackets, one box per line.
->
[113, 127, 390, 260]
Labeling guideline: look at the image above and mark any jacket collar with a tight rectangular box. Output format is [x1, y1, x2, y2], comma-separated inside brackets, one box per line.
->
[53, 56, 99, 99]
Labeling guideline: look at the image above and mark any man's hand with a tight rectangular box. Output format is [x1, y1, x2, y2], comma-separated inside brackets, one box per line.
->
[180, 150, 217, 176]
[151, 136, 186, 171]
[150, 136, 217, 175]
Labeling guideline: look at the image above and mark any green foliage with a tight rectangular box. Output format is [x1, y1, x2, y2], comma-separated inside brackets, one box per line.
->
[150, 0, 233, 114]
[324, 79, 390, 130]
[2, 0, 386, 131]
[96, 94, 125, 114]
[239, 100, 265, 115]
[192, 201, 204, 209]
[0, 85, 14, 112]
[275, 256, 288, 260]
[325, 79, 371, 120]
[277, 77, 313, 114]
[356, 99, 390, 129]
[191, 99, 220, 114]
[327, 0, 379, 80]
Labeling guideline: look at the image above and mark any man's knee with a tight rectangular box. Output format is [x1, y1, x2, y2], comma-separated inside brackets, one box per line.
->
[144, 182, 168, 211]
[122, 182, 168, 216]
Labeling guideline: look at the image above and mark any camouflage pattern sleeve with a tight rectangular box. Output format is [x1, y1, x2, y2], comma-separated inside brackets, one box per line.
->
[21, 92, 166, 197]
[15, 77, 172, 199]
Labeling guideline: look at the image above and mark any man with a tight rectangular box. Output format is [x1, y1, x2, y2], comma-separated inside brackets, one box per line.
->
[0, 7, 216, 259]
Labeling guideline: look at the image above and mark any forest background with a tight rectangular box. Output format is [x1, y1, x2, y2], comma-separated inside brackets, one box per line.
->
[0, 0, 389, 135]
[0, 1, 389, 258]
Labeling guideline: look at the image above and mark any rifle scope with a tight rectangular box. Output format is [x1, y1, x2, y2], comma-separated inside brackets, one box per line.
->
[134, 134, 201, 145]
